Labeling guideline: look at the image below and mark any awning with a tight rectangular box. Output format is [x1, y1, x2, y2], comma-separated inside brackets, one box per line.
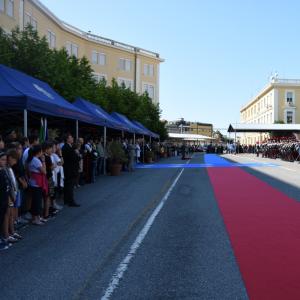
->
[131, 120, 159, 139]
[111, 112, 147, 135]
[168, 133, 214, 140]
[228, 123, 300, 133]
[73, 98, 128, 131]
[0, 64, 96, 124]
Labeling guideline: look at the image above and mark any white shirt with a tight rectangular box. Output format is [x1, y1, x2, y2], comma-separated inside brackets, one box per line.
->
[22, 147, 30, 166]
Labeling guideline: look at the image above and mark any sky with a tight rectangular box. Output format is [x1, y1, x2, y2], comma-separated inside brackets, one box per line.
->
[40, 0, 300, 132]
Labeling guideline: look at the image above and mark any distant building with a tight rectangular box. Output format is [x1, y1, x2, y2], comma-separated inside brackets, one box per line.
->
[166, 118, 213, 137]
[240, 76, 300, 144]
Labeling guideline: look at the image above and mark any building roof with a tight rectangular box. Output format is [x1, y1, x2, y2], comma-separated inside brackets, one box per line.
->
[31, 0, 163, 61]
[228, 123, 300, 133]
[168, 133, 214, 140]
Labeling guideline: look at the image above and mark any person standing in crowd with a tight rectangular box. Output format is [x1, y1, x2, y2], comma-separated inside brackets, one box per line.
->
[83, 137, 93, 183]
[128, 140, 136, 172]
[42, 142, 55, 220]
[10, 143, 28, 226]
[135, 141, 141, 163]
[51, 143, 64, 208]
[21, 135, 39, 219]
[5, 149, 22, 242]
[90, 139, 99, 183]
[74, 141, 83, 188]
[96, 137, 105, 175]
[62, 134, 80, 207]
[0, 151, 11, 250]
[0, 137, 5, 151]
[181, 143, 186, 160]
[22, 135, 39, 166]
[27, 145, 47, 225]
[21, 137, 30, 151]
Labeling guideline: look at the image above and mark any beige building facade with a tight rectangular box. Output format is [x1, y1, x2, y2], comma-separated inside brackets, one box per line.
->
[240, 77, 300, 144]
[0, 0, 163, 104]
[166, 118, 213, 137]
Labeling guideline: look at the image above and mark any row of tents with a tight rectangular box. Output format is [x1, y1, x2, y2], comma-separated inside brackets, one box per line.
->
[0, 64, 159, 140]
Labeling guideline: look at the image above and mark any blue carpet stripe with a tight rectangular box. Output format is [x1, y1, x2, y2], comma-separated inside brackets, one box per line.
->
[136, 163, 277, 169]
[204, 154, 232, 165]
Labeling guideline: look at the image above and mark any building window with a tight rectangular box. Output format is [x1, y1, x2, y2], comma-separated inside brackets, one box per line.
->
[119, 58, 131, 72]
[66, 42, 78, 58]
[0, 0, 4, 11]
[6, 0, 13, 17]
[92, 52, 98, 64]
[143, 83, 155, 99]
[117, 77, 133, 90]
[92, 51, 106, 65]
[47, 31, 56, 49]
[93, 72, 107, 83]
[286, 91, 294, 103]
[25, 12, 37, 30]
[144, 64, 154, 76]
[31, 18, 37, 30]
[286, 111, 293, 124]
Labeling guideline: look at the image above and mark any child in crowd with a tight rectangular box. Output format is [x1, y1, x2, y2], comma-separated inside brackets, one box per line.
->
[27, 145, 47, 225]
[10, 142, 28, 226]
[5, 149, 22, 242]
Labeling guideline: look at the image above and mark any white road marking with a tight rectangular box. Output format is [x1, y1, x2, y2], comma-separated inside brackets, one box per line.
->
[101, 158, 191, 300]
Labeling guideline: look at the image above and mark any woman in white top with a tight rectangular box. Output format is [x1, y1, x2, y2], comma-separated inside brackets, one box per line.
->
[135, 142, 141, 163]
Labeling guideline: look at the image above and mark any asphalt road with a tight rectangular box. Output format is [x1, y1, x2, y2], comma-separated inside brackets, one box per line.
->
[0, 153, 260, 299]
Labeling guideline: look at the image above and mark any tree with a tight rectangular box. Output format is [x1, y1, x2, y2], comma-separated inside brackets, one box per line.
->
[0, 25, 168, 139]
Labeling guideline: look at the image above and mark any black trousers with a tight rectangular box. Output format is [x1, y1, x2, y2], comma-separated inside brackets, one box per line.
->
[30, 187, 43, 216]
[64, 177, 76, 204]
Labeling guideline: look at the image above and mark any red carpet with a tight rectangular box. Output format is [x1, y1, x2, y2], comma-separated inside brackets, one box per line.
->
[207, 167, 300, 300]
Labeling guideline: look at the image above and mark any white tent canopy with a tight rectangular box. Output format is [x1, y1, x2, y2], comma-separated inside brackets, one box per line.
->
[228, 123, 300, 133]
[168, 133, 214, 141]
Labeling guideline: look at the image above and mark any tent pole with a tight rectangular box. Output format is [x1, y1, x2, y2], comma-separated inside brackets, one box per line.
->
[133, 133, 136, 144]
[150, 136, 152, 144]
[23, 109, 28, 137]
[75, 120, 79, 140]
[143, 135, 145, 163]
[44, 117, 47, 141]
[103, 126, 107, 175]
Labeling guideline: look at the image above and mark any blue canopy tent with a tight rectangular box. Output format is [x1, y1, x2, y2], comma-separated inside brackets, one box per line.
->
[73, 98, 129, 131]
[131, 120, 159, 139]
[0, 64, 98, 137]
[110, 112, 147, 135]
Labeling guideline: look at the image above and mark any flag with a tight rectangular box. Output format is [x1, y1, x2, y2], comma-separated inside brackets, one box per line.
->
[39, 118, 46, 142]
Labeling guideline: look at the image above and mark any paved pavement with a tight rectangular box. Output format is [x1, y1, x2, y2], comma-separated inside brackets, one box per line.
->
[1, 152, 298, 299]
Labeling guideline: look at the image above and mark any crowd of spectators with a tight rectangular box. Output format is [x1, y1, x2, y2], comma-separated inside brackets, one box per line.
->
[0, 131, 155, 251]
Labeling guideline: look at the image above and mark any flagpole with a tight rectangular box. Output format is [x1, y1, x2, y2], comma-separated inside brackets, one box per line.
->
[75, 120, 79, 140]
[44, 117, 47, 141]
[103, 126, 107, 175]
[23, 109, 28, 137]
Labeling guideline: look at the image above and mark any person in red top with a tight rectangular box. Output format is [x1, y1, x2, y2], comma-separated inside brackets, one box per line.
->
[27, 145, 47, 225]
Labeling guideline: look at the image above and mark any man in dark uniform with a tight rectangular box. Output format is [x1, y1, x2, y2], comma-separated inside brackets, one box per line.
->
[181, 143, 186, 160]
[62, 134, 80, 207]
